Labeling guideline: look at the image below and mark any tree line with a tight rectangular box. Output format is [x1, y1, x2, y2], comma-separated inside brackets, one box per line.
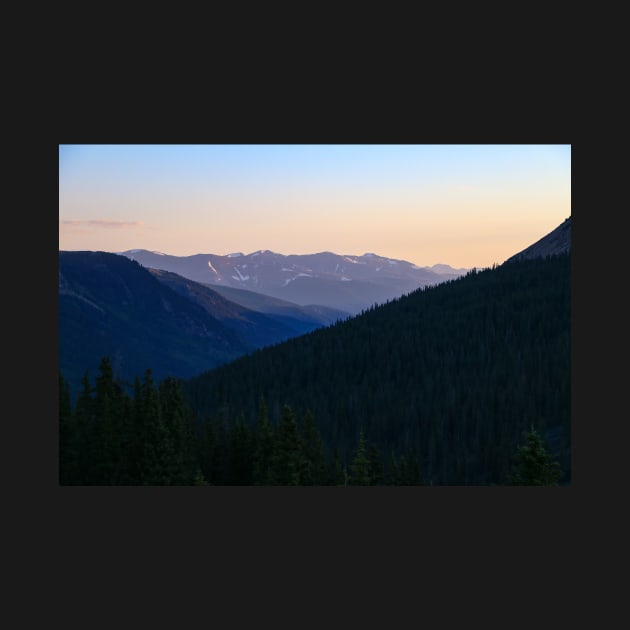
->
[60, 356, 561, 486]
[59, 357, 425, 486]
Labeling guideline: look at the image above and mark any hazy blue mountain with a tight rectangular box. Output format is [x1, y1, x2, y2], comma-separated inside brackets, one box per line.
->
[119, 249, 468, 314]
[195, 281, 349, 332]
[426, 263, 470, 278]
[148, 268, 344, 344]
[59, 252, 253, 399]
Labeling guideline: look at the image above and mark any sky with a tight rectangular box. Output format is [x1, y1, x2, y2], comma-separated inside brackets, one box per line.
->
[59, 144, 571, 269]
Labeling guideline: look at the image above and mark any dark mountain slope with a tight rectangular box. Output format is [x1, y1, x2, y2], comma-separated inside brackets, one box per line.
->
[195, 282, 349, 332]
[183, 253, 570, 485]
[148, 268, 329, 346]
[505, 216, 571, 263]
[59, 251, 253, 398]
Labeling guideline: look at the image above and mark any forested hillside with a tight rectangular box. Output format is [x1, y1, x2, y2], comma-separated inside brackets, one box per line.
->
[59, 253, 570, 485]
[182, 254, 571, 485]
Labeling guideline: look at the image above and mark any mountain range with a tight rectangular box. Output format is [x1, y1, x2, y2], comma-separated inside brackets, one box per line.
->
[59, 222, 570, 398]
[119, 249, 468, 314]
[59, 217, 571, 485]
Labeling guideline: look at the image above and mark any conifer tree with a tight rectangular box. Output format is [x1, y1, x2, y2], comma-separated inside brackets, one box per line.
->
[129, 375, 145, 484]
[272, 404, 303, 485]
[388, 451, 401, 485]
[83, 367, 112, 485]
[139, 369, 173, 485]
[328, 446, 346, 486]
[301, 410, 327, 485]
[367, 443, 384, 486]
[209, 413, 231, 484]
[73, 370, 94, 483]
[509, 427, 562, 486]
[350, 431, 370, 485]
[196, 416, 216, 485]
[159, 376, 198, 484]
[253, 396, 276, 485]
[115, 392, 135, 484]
[404, 451, 423, 485]
[92, 356, 121, 484]
[59, 373, 76, 484]
[229, 415, 254, 485]
[192, 468, 208, 485]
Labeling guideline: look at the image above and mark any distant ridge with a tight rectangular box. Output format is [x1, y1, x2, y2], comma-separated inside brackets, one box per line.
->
[118, 249, 468, 314]
[505, 217, 571, 263]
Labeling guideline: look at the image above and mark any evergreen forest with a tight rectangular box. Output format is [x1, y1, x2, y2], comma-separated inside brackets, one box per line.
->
[59, 253, 570, 485]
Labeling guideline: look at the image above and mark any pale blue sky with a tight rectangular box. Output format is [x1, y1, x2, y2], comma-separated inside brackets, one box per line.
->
[59, 144, 571, 268]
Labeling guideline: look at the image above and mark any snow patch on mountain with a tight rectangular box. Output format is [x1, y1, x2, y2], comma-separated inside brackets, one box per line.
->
[233, 266, 249, 281]
[283, 273, 312, 287]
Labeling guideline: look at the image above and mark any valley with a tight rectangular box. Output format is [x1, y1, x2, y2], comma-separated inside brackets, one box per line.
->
[59, 218, 571, 485]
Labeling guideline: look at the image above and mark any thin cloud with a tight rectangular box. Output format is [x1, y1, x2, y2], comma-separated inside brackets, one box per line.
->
[60, 220, 144, 229]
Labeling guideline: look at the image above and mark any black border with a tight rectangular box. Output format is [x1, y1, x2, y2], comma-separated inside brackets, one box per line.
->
[42, 77, 588, 615]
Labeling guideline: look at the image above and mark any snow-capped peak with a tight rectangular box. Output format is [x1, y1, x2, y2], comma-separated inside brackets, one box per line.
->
[250, 249, 275, 256]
